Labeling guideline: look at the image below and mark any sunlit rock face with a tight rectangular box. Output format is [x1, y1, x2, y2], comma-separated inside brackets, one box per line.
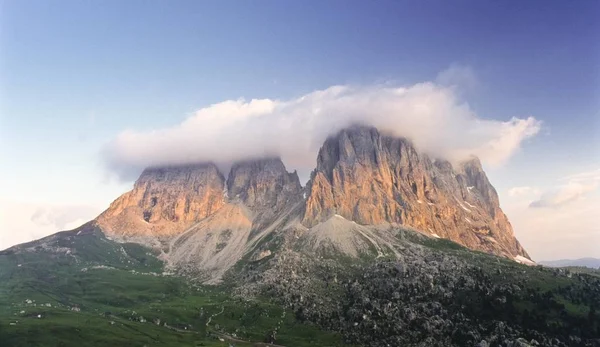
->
[302, 125, 529, 258]
[97, 163, 226, 237]
[97, 124, 529, 264]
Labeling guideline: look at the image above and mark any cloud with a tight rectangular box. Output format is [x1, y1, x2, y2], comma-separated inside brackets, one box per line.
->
[505, 194, 600, 260]
[501, 168, 600, 259]
[0, 200, 104, 250]
[562, 169, 600, 183]
[508, 186, 540, 197]
[103, 83, 541, 180]
[30, 205, 99, 230]
[436, 64, 478, 91]
[530, 169, 600, 208]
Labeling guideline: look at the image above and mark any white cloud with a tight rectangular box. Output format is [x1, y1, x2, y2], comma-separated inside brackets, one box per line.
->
[508, 186, 540, 197]
[501, 168, 600, 260]
[562, 168, 600, 183]
[30, 205, 99, 230]
[103, 83, 541, 179]
[436, 64, 478, 91]
[530, 169, 600, 208]
[0, 200, 103, 250]
[505, 195, 600, 260]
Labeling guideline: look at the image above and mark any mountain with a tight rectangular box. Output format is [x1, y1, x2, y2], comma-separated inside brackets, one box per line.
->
[0, 223, 342, 346]
[97, 163, 226, 237]
[303, 125, 528, 259]
[2, 125, 598, 347]
[97, 125, 529, 283]
[539, 258, 600, 269]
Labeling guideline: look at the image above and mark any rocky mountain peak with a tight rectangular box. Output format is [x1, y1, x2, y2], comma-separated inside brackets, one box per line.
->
[226, 157, 302, 211]
[97, 162, 226, 237]
[304, 125, 424, 226]
[303, 125, 529, 259]
[457, 157, 500, 215]
[97, 157, 304, 238]
[315, 125, 413, 176]
[96, 124, 529, 261]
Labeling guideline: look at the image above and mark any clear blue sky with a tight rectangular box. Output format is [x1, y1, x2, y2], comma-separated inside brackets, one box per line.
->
[0, 0, 598, 259]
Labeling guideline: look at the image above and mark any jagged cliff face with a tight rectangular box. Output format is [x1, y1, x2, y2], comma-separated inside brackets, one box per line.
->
[97, 125, 529, 281]
[97, 163, 226, 237]
[97, 158, 304, 282]
[302, 126, 528, 258]
[97, 158, 302, 238]
[227, 158, 302, 212]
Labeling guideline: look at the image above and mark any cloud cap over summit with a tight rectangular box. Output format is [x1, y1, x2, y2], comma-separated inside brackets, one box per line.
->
[104, 83, 541, 179]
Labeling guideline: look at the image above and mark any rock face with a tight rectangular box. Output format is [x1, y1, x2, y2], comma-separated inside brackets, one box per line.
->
[98, 158, 303, 238]
[302, 125, 529, 258]
[227, 158, 302, 212]
[97, 163, 226, 237]
[97, 125, 530, 267]
[97, 158, 305, 281]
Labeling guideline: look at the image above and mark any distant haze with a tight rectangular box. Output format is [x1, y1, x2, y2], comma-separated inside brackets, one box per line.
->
[539, 258, 600, 269]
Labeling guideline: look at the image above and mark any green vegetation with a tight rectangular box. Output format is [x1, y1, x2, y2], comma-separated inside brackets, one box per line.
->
[1, 224, 598, 346]
[0, 227, 343, 347]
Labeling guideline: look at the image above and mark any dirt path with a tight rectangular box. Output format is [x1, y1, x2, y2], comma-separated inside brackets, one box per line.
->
[205, 305, 224, 326]
[215, 332, 287, 347]
[203, 305, 286, 347]
[108, 309, 286, 347]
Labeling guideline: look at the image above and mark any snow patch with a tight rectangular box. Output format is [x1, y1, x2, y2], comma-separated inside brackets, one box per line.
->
[485, 236, 498, 244]
[465, 217, 472, 224]
[454, 197, 471, 212]
[428, 228, 441, 238]
[514, 255, 536, 266]
[465, 201, 477, 209]
[459, 204, 471, 212]
[416, 200, 423, 204]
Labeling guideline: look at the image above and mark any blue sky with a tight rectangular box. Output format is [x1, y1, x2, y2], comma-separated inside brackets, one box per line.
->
[0, 1, 598, 260]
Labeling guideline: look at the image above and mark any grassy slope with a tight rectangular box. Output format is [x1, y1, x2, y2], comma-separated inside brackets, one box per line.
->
[413, 235, 600, 339]
[0, 226, 343, 347]
[2, 224, 598, 346]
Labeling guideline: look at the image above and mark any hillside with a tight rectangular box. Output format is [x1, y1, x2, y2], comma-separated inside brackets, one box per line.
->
[1, 125, 597, 346]
[1, 221, 599, 346]
[96, 126, 530, 286]
[0, 223, 344, 347]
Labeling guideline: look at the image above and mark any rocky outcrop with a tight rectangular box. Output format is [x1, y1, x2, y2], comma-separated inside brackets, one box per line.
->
[302, 125, 529, 259]
[227, 158, 302, 212]
[97, 125, 529, 261]
[97, 157, 303, 238]
[97, 157, 306, 282]
[97, 163, 226, 237]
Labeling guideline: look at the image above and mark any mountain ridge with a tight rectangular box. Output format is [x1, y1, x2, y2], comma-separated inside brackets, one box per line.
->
[92, 125, 530, 284]
[4, 125, 600, 346]
[539, 257, 600, 269]
[301, 125, 528, 259]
